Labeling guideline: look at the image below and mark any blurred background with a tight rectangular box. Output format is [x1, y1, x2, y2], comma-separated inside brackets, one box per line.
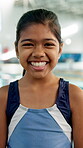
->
[0, 0, 83, 88]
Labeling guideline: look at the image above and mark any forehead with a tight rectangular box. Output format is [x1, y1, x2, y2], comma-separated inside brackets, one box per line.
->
[19, 23, 57, 41]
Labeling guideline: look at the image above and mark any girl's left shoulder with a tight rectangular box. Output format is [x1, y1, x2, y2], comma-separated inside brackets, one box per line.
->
[69, 83, 83, 147]
[69, 83, 83, 110]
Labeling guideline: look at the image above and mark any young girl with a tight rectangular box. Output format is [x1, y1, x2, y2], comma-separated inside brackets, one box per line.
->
[0, 9, 83, 148]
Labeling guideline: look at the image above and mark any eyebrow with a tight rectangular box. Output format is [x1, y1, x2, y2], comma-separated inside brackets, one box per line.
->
[21, 39, 34, 43]
[20, 38, 57, 43]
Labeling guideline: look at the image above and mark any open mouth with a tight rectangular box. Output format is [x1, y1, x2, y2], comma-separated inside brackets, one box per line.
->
[28, 61, 49, 67]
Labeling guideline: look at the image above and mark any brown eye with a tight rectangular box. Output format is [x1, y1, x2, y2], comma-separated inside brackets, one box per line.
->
[44, 43, 55, 47]
[22, 43, 34, 47]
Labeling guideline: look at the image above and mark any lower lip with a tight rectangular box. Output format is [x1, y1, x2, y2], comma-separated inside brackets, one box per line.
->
[30, 65, 46, 71]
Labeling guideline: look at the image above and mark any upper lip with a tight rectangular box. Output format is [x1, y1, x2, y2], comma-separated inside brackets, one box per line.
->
[28, 60, 49, 63]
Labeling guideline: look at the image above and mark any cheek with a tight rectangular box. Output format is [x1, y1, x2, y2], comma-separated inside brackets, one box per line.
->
[50, 52, 60, 67]
[18, 53, 28, 68]
[19, 49, 32, 61]
[47, 49, 59, 60]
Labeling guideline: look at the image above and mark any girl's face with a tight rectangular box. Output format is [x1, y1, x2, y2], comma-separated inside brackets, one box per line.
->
[16, 24, 63, 79]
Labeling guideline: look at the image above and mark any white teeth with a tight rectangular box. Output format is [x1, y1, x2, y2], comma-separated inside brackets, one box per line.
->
[31, 62, 46, 67]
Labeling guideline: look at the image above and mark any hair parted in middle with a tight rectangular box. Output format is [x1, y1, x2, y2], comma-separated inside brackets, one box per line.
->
[15, 9, 63, 47]
[14, 9, 63, 76]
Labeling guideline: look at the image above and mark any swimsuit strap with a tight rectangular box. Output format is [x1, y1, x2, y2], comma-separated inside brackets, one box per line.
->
[6, 80, 20, 126]
[56, 78, 72, 126]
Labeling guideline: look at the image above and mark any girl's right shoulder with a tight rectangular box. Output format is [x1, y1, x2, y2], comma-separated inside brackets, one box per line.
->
[0, 85, 9, 110]
[0, 85, 9, 147]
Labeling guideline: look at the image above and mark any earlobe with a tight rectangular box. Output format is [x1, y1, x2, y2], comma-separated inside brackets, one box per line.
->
[59, 43, 63, 53]
[15, 47, 19, 59]
[16, 50, 19, 59]
[58, 43, 63, 59]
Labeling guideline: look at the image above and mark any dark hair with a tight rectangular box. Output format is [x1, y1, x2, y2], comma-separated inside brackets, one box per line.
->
[15, 9, 62, 47]
[23, 69, 26, 76]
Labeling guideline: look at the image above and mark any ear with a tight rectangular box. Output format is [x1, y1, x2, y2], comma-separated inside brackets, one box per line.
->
[14, 41, 19, 58]
[58, 43, 63, 59]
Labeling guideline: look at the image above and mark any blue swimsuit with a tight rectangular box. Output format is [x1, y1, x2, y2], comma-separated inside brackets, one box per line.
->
[6, 78, 72, 148]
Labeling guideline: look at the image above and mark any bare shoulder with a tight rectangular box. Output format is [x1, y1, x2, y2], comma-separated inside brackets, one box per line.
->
[0, 85, 9, 147]
[69, 83, 83, 148]
[69, 83, 83, 111]
[0, 85, 9, 109]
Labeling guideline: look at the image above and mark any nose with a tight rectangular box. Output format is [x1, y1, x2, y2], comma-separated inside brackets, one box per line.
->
[32, 45, 45, 58]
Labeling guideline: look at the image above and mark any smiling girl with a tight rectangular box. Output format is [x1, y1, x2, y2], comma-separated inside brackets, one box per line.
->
[0, 9, 83, 148]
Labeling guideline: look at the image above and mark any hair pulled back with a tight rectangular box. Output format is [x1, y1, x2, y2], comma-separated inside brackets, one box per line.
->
[15, 9, 62, 47]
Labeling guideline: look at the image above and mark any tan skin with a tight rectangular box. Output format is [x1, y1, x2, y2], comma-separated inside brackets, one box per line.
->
[0, 23, 83, 148]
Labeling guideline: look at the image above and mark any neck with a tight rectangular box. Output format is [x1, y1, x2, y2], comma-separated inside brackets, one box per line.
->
[20, 72, 58, 87]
